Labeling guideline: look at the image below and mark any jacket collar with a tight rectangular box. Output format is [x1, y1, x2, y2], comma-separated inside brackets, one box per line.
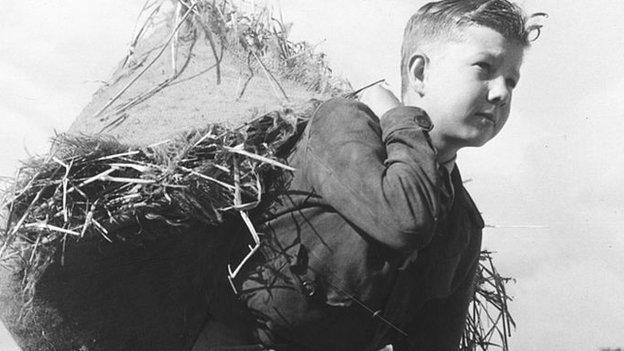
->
[450, 166, 485, 229]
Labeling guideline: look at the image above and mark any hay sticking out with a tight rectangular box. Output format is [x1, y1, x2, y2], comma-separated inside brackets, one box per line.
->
[93, 0, 350, 131]
[0, 102, 316, 316]
[462, 251, 516, 351]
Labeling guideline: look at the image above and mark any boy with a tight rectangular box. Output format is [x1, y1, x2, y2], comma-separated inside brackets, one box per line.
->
[193, 0, 535, 350]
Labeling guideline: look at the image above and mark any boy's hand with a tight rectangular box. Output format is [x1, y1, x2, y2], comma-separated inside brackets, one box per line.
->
[359, 82, 401, 119]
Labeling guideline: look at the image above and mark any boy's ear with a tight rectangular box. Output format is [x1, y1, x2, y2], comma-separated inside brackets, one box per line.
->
[407, 53, 428, 96]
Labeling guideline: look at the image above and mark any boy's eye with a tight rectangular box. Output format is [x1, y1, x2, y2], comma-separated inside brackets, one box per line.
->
[475, 62, 492, 73]
[506, 78, 518, 89]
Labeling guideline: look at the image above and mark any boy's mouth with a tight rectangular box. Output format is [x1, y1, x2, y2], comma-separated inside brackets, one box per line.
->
[475, 112, 496, 125]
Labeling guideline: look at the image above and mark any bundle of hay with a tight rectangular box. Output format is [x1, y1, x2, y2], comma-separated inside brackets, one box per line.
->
[1, 105, 315, 350]
[1, 103, 313, 305]
[0, 1, 515, 350]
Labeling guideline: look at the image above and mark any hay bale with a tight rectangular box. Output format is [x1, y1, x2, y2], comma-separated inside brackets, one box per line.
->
[1, 1, 341, 349]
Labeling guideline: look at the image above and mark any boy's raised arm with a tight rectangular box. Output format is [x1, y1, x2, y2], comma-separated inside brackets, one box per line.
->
[302, 97, 449, 251]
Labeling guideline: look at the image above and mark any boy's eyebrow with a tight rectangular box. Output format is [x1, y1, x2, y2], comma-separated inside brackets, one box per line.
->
[473, 52, 521, 82]
[470, 51, 503, 64]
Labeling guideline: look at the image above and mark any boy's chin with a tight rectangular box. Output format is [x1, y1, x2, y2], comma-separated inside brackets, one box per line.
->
[459, 132, 495, 148]
[443, 128, 497, 149]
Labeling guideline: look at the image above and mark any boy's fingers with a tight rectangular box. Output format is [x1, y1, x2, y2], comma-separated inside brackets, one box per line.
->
[359, 83, 401, 118]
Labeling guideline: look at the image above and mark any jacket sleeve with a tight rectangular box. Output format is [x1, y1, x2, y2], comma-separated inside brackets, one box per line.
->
[302, 98, 446, 251]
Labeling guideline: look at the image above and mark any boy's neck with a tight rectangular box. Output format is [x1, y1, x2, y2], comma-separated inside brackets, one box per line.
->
[429, 132, 459, 164]
[402, 94, 458, 164]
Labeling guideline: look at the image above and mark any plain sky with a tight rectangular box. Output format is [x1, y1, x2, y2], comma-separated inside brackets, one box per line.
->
[1, 0, 623, 350]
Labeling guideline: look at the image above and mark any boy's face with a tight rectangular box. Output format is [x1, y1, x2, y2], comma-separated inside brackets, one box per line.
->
[418, 25, 524, 148]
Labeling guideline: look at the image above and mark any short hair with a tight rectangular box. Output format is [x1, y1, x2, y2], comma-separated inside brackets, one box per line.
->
[401, 0, 538, 96]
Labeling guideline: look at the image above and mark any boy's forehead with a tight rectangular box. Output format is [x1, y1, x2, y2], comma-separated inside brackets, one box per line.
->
[452, 24, 523, 47]
[436, 25, 525, 59]
[430, 25, 524, 77]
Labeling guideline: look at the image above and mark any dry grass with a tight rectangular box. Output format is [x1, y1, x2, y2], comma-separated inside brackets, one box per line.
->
[461, 251, 516, 351]
[93, 0, 349, 129]
[1, 102, 316, 319]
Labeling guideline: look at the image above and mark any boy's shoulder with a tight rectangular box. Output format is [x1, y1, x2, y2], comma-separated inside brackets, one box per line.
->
[305, 97, 383, 141]
[311, 97, 434, 135]
[313, 97, 378, 123]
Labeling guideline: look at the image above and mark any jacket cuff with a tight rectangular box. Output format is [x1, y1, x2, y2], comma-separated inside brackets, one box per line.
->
[380, 106, 435, 146]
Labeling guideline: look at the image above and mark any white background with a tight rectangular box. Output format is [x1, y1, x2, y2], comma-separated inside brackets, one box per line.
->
[1, 1, 623, 350]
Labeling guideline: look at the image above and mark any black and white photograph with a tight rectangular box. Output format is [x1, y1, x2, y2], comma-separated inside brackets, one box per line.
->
[0, 1, 622, 350]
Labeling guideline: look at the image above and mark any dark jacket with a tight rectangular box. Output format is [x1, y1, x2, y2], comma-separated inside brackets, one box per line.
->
[227, 98, 484, 351]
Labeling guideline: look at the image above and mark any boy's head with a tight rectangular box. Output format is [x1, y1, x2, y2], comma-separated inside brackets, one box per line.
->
[400, 0, 538, 152]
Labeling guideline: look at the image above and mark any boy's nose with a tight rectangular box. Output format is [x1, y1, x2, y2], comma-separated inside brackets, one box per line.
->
[487, 77, 511, 106]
